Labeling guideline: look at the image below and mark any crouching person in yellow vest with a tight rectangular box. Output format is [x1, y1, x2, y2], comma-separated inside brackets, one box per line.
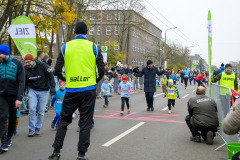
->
[49, 21, 105, 160]
[211, 63, 238, 116]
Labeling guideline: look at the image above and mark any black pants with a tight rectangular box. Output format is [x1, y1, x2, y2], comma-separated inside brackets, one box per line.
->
[145, 92, 154, 108]
[185, 115, 218, 140]
[0, 96, 17, 145]
[121, 97, 130, 111]
[52, 90, 96, 155]
[181, 77, 184, 84]
[196, 80, 202, 87]
[184, 78, 189, 87]
[168, 99, 175, 110]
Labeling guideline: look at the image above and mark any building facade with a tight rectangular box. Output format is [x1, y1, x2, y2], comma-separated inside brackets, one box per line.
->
[55, 10, 162, 66]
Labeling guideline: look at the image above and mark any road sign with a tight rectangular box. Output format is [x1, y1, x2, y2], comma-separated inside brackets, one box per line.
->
[101, 46, 107, 63]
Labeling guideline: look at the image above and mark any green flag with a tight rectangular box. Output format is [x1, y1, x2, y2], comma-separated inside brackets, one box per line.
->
[8, 16, 37, 58]
[208, 11, 212, 96]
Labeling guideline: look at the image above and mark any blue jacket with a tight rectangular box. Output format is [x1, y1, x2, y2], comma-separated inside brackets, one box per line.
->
[124, 67, 131, 75]
[216, 67, 225, 75]
[51, 89, 66, 114]
[183, 69, 190, 78]
[136, 66, 164, 92]
[170, 75, 178, 81]
[0, 55, 25, 101]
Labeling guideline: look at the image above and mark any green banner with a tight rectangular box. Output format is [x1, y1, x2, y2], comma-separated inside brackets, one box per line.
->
[8, 16, 37, 58]
[208, 11, 212, 96]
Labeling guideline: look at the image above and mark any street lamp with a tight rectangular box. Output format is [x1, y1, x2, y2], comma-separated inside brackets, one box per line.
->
[164, 27, 177, 61]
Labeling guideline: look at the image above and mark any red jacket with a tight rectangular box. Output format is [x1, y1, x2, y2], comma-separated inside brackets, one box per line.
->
[196, 74, 203, 81]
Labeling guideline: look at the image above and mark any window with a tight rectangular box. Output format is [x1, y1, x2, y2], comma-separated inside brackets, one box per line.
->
[52, 47, 54, 52]
[133, 43, 135, 51]
[115, 13, 120, 20]
[114, 41, 119, 50]
[90, 14, 94, 20]
[97, 41, 100, 46]
[89, 27, 94, 35]
[115, 26, 119, 35]
[136, 43, 139, 52]
[106, 26, 111, 35]
[97, 26, 101, 35]
[107, 14, 112, 20]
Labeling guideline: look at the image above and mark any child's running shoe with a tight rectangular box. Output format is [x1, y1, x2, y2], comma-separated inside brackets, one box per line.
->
[77, 128, 80, 132]
[76, 155, 88, 160]
[48, 153, 60, 160]
[35, 128, 41, 135]
[28, 130, 35, 137]
[103, 104, 107, 108]
[168, 110, 171, 114]
[51, 123, 55, 129]
[14, 128, 17, 135]
[107, 101, 109, 105]
[128, 110, 130, 114]
[120, 112, 124, 115]
[173, 105, 175, 108]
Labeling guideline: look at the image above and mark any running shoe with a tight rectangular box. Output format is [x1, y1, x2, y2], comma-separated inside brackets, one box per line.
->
[77, 128, 80, 132]
[51, 123, 55, 129]
[168, 110, 171, 114]
[103, 104, 107, 108]
[147, 107, 150, 111]
[35, 128, 41, 135]
[120, 112, 124, 115]
[28, 130, 35, 137]
[76, 155, 88, 160]
[0, 144, 8, 152]
[48, 153, 60, 160]
[128, 110, 130, 114]
[151, 107, 154, 111]
[7, 137, 11, 147]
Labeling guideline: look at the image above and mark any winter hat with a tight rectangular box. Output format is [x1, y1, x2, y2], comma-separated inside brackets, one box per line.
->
[225, 64, 232, 68]
[104, 76, 109, 80]
[0, 44, 9, 56]
[75, 21, 88, 35]
[59, 80, 66, 85]
[221, 63, 224, 67]
[168, 79, 173, 84]
[44, 54, 49, 60]
[122, 77, 128, 81]
[147, 60, 153, 65]
[24, 54, 35, 61]
[111, 67, 116, 72]
[136, 66, 140, 68]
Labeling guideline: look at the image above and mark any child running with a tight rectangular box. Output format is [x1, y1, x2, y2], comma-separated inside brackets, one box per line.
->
[156, 76, 159, 91]
[164, 79, 180, 114]
[51, 80, 66, 130]
[101, 76, 112, 108]
[118, 75, 132, 115]
[161, 75, 168, 93]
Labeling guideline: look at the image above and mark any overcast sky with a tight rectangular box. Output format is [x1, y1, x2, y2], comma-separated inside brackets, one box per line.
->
[144, 0, 240, 67]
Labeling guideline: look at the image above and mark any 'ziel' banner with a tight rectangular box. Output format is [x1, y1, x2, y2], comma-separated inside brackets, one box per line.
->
[8, 16, 37, 58]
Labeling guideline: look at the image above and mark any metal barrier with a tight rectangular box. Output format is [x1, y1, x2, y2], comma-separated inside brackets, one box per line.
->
[211, 83, 231, 151]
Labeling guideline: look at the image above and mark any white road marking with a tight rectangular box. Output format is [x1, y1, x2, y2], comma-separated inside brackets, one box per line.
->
[162, 106, 168, 111]
[154, 93, 164, 97]
[192, 89, 196, 92]
[182, 94, 189, 98]
[102, 122, 145, 147]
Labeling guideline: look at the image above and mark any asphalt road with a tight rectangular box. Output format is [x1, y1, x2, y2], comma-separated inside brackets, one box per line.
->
[0, 83, 237, 160]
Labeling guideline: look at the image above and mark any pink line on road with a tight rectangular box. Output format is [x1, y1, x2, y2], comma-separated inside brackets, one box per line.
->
[144, 113, 179, 116]
[124, 112, 136, 118]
